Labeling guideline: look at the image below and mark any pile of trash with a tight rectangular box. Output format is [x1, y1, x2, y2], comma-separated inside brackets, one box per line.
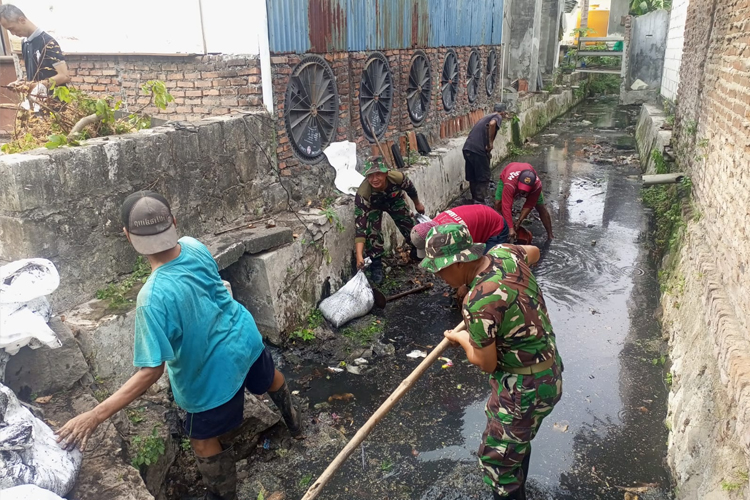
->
[0, 259, 82, 498]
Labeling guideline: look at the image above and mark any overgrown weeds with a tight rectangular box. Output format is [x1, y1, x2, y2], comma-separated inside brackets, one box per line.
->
[130, 427, 166, 469]
[95, 256, 151, 312]
[289, 309, 324, 343]
[342, 319, 385, 346]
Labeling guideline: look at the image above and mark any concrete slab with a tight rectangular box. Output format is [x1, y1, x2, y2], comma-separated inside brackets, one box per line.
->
[204, 226, 293, 271]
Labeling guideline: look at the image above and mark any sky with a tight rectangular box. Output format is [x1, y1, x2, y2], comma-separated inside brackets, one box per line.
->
[7, 0, 262, 54]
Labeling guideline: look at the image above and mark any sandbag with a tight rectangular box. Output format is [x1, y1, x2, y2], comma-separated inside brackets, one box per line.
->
[0, 259, 61, 355]
[319, 269, 375, 328]
[0, 383, 81, 496]
[2, 484, 64, 500]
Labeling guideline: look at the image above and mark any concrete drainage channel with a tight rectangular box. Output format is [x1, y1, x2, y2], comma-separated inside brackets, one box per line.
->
[2, 86, 593, 500]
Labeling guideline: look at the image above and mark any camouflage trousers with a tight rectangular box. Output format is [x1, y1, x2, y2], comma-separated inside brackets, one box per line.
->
[478, 359, 563, 498]
[364, 197, 415, 259]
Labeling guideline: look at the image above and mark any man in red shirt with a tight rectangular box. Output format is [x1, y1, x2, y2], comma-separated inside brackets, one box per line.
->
[410, 204, 509, 258]
[495, 163, 554, 241]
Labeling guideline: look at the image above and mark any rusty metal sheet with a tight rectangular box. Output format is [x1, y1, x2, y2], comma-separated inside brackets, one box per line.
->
[309, 0, 347, 52]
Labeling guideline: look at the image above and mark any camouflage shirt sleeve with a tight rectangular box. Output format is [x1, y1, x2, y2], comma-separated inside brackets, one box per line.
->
[400, 174, 419, 200]
[462, 283, 505, 349]
[501, 244, 529, 264]
[354, 193, 370, 244]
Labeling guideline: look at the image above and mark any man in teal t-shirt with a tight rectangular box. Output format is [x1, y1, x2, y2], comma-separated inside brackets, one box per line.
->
[56, 191, 301, 500]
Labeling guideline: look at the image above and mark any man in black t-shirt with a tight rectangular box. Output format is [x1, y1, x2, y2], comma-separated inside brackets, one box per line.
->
[463, 104, 510, 205]
[0, 4, 70, 91]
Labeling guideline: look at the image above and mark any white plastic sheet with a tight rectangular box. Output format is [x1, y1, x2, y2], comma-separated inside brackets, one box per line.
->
[2, 484, 65, 500]
[319, 269, 375, 328]
[0, 259, 61, 355]
[0, 383, 82, 496]
[324, 141, 365, 196]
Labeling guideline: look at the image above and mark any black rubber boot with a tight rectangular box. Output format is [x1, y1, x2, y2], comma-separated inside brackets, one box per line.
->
[268, 381, 303, 438]
[193, 446, 237, 500]
[370, 257, 384, 285]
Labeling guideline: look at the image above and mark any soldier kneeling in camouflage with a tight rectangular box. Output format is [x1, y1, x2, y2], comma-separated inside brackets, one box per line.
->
[420, 224, 563, 500]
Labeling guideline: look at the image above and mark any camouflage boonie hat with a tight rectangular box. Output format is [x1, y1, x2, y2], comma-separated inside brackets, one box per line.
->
[420, 223, 486, 273]
[363, 156, 389, 176]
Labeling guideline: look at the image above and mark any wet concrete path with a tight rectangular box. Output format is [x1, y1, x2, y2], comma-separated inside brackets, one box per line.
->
[251, 98, 673, 500]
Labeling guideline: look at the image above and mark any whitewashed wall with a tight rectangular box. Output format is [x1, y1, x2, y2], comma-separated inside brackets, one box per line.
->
[8, 0, 263, 55]
[660, 0, 690, 100]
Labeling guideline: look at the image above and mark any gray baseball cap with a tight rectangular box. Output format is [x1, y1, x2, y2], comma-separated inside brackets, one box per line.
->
[121, 191, 178, 255]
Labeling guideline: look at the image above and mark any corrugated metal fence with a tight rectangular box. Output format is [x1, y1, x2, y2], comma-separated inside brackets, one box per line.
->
[267, 0, 504, 54]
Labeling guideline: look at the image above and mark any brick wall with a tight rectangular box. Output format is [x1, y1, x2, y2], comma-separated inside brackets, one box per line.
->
[271, 46, 504, 172]
[660, 0, 690, 100]
[65, 54, 265, 121]
[675, 0, 750, 333]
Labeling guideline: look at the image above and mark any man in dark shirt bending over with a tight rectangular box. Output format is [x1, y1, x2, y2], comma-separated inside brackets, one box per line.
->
[463, 104, 510, 205]
[0, 4, 70, 90]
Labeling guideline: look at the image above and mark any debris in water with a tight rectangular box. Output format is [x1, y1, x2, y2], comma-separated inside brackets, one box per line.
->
[34, 395, 53, 404]
[438, 357, 453, 369]
[457, 384, 462, 389]
[354, 358, 368, 365]
[407, 350, 427, 359]
[616, 483, 658, 493]
[345, 365, 362, 375]
[576, 199, 584, 203]
[591, 240, 597, 246]
[263, 437, 271, 449]
[291, 390, 300, 396]
[266, 219, 276, 228]
[553, 421, 570, 433]
[411, 448, 419, 457]
[590, 308, 600, 315]
[328, 393, 355, 403]
[326, 367, 344, 373]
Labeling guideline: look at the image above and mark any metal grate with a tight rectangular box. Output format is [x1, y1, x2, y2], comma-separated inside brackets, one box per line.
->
[360, 52, 394, 141]
[486, 49, 498, 96]
[441, 49, 459, 111]
[406, 50, 432, 126]
[284, 55, 339, 163]
[467, 49, 481, 103]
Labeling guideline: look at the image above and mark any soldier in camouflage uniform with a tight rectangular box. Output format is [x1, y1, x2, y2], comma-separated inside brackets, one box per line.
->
[420, 224, 563, 500]
[354, 157, 425, 284]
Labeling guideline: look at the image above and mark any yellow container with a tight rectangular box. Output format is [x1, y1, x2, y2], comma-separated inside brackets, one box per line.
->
[575, 9, 611, 44]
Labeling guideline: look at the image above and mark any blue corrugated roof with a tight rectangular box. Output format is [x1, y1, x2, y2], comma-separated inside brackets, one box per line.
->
[266, 0, 504, 53]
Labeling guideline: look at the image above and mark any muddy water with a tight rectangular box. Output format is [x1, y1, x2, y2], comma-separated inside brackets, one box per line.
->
[260, 99, 672, 500]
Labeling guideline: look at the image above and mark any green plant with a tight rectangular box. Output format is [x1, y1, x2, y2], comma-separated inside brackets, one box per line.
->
[665, 372, 673, 386]
[342, 319, 385, 346]
[96, 256, 151, 311]
[126, 407, 145, 425]
[571, 27, 595, 38]
[587, 74, 621, 95]
[507, 142, 528, 158]
[651, 150, 668, 175]
[289, 309, 324, 342]
[685, 119, 698, 135]
[181, 438, 191, 452]
[94, 388, 110, 403]
[130, 427, 166, 469]
[642, 184, 685, 261]
[2, 81, 173, 154]
[257, 492, 265, 500]
[630, 0, 671, 15]
[321, 201, 345, 233]
[381, 458, 394, 472]
[299, 473, 313, 487]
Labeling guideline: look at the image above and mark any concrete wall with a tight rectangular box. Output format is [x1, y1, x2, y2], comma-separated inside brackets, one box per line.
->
[508, 0, 543, 90]
[660, 0, 690, 101]
[626, 10, 669, 89]
[0, 112, 335, 312]
[539, 0, 565, 75]
[608, 0, 630, 35]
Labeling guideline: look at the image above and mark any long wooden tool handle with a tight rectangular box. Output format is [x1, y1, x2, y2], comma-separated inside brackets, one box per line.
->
[301, 321, 466, 500]
[364, 115, 393, 169]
